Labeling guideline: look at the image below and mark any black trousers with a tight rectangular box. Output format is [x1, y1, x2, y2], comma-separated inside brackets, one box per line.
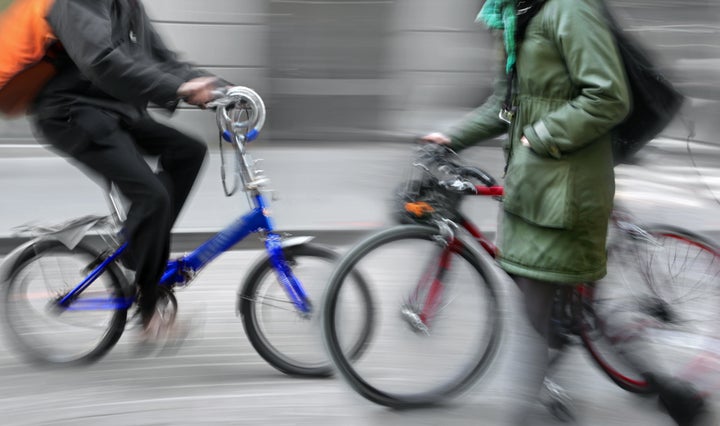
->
[512, 275, 564, 341]
[35, 106, 207, 324]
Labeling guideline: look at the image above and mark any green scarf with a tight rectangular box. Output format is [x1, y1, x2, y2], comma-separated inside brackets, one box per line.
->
[0, 0, 14, 12]
[477, 0, 517, 74]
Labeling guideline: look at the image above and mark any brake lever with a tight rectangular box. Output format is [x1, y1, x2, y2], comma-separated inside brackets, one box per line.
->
[204, 88, 232, 110]
[439, 178, 478, 195]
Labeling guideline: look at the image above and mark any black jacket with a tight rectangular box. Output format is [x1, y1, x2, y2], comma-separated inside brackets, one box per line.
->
[34, 0, 208, 119]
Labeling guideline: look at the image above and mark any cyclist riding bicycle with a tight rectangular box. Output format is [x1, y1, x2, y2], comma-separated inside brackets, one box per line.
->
[422, 0, 713, 424]
[29, 0, 225, 344]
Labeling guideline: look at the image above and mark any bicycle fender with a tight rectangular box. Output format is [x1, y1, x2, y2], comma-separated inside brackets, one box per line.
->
[279, 236, 315, 248]
[13, 215, 109, 250]
[0, 238, 39, 286]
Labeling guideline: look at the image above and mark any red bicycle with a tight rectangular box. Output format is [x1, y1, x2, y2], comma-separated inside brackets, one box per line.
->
[321, 144, 720, 410]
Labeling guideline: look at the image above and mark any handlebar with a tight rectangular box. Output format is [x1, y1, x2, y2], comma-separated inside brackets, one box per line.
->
[206, 86, 268, 197]
[206, 86, 266, 143]
[413, 143, 501, 194]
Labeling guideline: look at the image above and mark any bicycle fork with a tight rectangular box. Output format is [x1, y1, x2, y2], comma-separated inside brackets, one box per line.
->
[401, 238, 460, 334]
[265, 233, 313, 317]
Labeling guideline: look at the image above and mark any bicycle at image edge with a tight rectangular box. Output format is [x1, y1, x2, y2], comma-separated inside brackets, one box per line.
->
[0, 86, 372, 377]
[321, 143, 720, 411]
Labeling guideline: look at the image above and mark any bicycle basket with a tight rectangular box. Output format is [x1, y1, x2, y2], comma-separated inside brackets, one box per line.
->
[392, 145, 464, 225]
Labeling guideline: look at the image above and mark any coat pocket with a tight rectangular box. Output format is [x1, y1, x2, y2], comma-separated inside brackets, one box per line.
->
[503, 146, 574, 229]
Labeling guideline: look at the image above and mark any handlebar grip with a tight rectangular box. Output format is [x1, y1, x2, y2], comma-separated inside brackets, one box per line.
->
[211, 88, 228, 98]
[459, 166, 498, 187]
[204, 89, 231, 110]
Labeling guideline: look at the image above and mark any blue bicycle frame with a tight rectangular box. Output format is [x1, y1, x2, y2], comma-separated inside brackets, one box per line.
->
[56, 186, 311, 315]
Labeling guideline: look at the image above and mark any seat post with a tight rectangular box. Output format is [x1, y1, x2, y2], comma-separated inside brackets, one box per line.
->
[105, 182, 127, 226]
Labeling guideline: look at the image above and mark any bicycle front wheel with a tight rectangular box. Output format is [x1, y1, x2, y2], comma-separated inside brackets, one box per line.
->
[323, 225, 502, 408]
[239, 243, 373, 377]
[580, 226, 720, 394]
[2, 239, 129, 365]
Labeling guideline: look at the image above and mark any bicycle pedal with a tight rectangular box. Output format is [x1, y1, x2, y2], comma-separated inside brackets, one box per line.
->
[400, 305, 430, 335]
[541, 378, 577, 423]
[545, 399, 577, 423]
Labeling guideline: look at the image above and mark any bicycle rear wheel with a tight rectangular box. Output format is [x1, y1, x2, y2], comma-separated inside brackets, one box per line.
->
[322, 225, 502, 408]
[239, 243, 373, 377]
[580, 226, 720, 394]
[2, 239, 128, 365]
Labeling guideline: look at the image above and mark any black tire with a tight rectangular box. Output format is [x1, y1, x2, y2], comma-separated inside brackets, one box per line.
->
[2, 239, 128, 366]
[322, 225, 502, 408]
[239, 243, 373, 377]
[580, 226, 720, 394]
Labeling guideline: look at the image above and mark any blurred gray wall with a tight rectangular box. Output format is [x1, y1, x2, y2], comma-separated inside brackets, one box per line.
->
[0, 0, 719, 146]
[385, 0, 494, 136]
[265, 0, 393, 141]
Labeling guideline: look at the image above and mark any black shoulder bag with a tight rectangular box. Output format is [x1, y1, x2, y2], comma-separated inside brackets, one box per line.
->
[599, 2, 685, 164]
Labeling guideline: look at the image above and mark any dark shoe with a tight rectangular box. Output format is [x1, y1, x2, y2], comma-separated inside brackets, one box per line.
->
[135, 303, 177, 355]
[136, 302, 199, 357]
[649, 374, 712, 426]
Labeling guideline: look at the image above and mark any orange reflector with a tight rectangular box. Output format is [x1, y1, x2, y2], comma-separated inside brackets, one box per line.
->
[405, 201, 434, 217]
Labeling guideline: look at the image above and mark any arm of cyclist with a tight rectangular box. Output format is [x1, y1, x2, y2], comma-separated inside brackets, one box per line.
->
[47, 0, 225, 110]
[521, 0, 630, 158]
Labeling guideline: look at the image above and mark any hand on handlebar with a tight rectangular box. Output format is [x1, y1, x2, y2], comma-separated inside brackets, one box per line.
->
[420, 132, 452, 145]
[177, 76, 220, 107]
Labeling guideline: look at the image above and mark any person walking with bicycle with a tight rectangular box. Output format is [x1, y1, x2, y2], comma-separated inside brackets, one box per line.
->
[30, 0, 221, 343]
[422, 0, 712, 424]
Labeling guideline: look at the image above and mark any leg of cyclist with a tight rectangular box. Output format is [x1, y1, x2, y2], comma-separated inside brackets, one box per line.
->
[34, 108, 205, 342]
[122, 116, 208, 227]
[121, 115, 207, 341]
[113, 115, 207, 340]
[509, 275, 565, 424]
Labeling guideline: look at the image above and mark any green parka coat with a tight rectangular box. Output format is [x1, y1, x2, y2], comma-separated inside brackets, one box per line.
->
[449, 0, 631, 283]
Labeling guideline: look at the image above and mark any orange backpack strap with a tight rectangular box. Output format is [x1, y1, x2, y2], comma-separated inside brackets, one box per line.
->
[0, 0, 58, 117]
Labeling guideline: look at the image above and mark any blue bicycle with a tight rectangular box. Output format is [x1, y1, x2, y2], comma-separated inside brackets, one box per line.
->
[0, 87, 372, 376]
